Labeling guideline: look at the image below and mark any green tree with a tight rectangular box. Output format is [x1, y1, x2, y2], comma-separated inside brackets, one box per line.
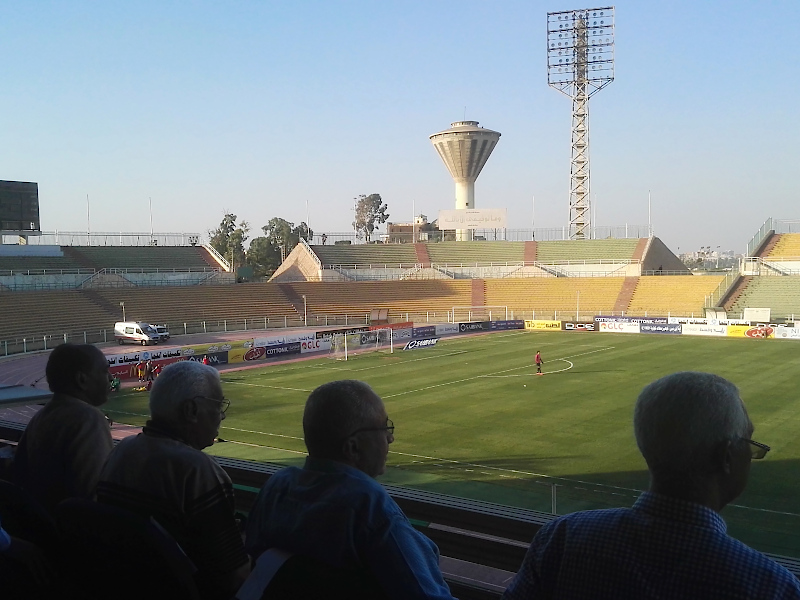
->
[262, 218, 314, 256]
[353, 194, 389, 242]
[208, 213, 249, 270]
[246, 236, 282, 278]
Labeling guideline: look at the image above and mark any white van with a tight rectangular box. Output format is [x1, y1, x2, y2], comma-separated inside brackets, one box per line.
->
[114, 322, 160, 346]
[152, 324, 170, 342]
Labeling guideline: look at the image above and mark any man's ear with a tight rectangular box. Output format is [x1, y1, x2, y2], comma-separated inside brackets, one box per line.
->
[712, 440, 734, 475]
[74, 370, 89, 391]
[181, 398, 199, 423]
[341, 435, 360, 463]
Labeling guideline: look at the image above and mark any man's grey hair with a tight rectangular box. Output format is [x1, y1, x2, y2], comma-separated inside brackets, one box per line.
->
[303, 380, 383, 458]
[634, 371, 751, 475]
[150, 361, 221, 421]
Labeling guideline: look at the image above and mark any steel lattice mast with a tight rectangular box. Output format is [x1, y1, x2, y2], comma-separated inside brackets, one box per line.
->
[547, 7, 615, 240]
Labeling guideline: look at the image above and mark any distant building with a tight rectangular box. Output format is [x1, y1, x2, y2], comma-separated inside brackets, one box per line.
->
[385, 215, 447, 244]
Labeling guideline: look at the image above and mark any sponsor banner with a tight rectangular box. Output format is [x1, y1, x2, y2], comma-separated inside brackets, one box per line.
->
[392, 328, 412, 340]
[242, 342, 302, 362]
[185, 351, 228, 366]
[459, 321, 491, 333]
[681, 324, 728, 337]
[561, 321, 596, 332]
[180, 342, 242, 357]
[435, 323, 460, 336]
[598, 321, 640, 334]
[254, 335, 285, 347]
[490, 320, 525, 331]
[524, 320, 561, 330]
[668, 317, 750, 326]
[106, 348, 184, 368]
[108, 356, 185, 380]
[775, 327, 800, 340]
[369, 322, 413, 331]
[403, 338, 440, 351]
[438, 208, 507, 230]
[727, 325, 774, 339]
[315, 327, 368, 340]
[413, 325, 437, 338]
[300, 338, 331, 353]
[595, 315, 668, 325]
[640, 323, 682, 335]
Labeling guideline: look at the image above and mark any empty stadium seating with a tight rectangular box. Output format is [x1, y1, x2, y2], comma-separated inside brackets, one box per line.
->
[425, 241, 526, 265]
[0, 254, 84, 274]
[726, 276, 800, 320]
[625, 275, 725, 317]
[767, 234, 800, 258]
[67, 246, 217, 270]
[484, 278, 625, 316]
[534, 239, 641, 262]
[311, 244, 418, 267]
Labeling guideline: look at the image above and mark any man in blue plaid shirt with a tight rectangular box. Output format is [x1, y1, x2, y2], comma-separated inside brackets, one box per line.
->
[503, 371, 800, 599]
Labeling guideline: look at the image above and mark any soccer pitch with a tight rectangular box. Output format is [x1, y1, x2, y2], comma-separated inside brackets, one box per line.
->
[107, 330, 800, 557]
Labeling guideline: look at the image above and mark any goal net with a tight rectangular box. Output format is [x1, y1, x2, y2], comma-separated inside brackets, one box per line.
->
[328, 329, 393, 361]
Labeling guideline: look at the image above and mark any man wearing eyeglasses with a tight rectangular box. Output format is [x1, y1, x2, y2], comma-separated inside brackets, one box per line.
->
[245, 379, 455, 600]
[503, 371, 800, 600]
[96, 361, 249, 600]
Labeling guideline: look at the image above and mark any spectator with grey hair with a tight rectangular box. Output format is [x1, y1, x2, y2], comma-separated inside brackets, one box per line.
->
[245, 379, 454, 600]
[15, 343, 113, 514]
[503, 371, 800, 600]
[96, 361, 249, 600]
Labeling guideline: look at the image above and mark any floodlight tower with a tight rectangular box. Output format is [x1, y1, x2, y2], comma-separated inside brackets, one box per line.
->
[547, 7, 615, 240]
[430, 121, 501, 241]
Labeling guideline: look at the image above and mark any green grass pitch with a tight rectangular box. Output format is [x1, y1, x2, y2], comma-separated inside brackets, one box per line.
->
[106, 330, 800, 557]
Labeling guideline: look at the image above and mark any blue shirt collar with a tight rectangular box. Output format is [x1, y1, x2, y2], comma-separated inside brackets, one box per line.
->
[634, 491, 727, 534]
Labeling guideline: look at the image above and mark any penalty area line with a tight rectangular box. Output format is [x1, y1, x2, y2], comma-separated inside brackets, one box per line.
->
[481, 359, 574, 378]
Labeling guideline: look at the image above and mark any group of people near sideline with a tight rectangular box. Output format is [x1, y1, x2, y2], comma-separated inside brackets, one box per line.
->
[2, 341, 799, 599]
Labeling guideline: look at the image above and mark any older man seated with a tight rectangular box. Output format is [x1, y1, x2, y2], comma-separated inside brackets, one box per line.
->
[96, 361, 250, 600]
[503, 371, 800, 600]
[245, 379, 454, 600]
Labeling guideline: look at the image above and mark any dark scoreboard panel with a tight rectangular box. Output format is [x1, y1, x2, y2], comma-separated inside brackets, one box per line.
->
[0, 181, 40, 233]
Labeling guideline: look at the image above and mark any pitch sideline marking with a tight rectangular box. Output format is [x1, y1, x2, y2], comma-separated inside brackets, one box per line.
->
[311, 350, 470, 372]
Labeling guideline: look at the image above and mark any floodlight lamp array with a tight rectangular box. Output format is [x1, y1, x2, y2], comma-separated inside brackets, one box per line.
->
[547, 6, 615, 98]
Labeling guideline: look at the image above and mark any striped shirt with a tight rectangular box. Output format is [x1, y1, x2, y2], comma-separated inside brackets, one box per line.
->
[503, 492, 800, 600]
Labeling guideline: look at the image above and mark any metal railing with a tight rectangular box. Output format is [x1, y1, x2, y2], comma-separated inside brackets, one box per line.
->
[0, 231, 206, 246]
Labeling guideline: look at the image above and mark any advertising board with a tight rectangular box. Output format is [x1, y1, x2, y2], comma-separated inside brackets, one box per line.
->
[458, 321, 492, 333]
[435, 323, 460, 336]
[727, 325, 774, 339]
[490, 320, 525, 330]
[403, 338, 440, 351]
[561, 321, 595, 332]
[595, 316, 668, 324]
[369, 322, 413, 331]
[437, 208, 507, 230]
[598, 321, 640, 334]
[681, 324, 728, 337]
[392, 328, 412, 340]
[300, 338, 331, 353]
[315, 327, 368, 340]
[413, 326, 437, 338]
[524, 320, 561, 330]
[640, 323, 682, 335]
[775, 327, 800, 340]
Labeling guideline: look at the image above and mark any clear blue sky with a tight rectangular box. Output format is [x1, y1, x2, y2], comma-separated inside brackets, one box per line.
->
[2, 1, 798, 253]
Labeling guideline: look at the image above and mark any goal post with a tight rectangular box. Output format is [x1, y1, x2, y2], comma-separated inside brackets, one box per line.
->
[328, 328, 393, 361]
[329, 333, 348, 361]
[374, 328, 394, 354]
[450, 305, 509, 323]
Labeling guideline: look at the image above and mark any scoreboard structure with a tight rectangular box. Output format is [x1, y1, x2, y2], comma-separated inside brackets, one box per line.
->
[0, 181, 41, 235]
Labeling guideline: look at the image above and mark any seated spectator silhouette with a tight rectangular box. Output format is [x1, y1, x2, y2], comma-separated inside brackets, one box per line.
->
[245, 379, 454, 600]
[503, 371, 800, 600]
[14, 343, 113, 514]
[95, 361, 249, 600]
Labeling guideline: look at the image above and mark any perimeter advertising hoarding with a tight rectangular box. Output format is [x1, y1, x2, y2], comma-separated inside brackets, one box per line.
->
[775, 327, 800, 340]
[369, 322, 413, 331]
[668, 317, 749, 326]
[458, 321, 492, 333]
[681, 324, 728, 337]
[392, 328, 412, 340]
[640, 323, 682, 335]
[240, 342, 302, 362]
[437, 208, 507, 230]
[403, 338, 440, 351]
[561, 321, 595, 332]
[524, 320, 561, 330]
[490, 320, 525, 330]
[727, 325, 774, 339]
[598, 322, 640, 334]
[315, 327, 368, 340]
[435, 323, 460, 336]
[594, 316, 669, 325]
[0, 180, 40, 232]
[412, 326, 437, 338]
[300, 338, 331, 353]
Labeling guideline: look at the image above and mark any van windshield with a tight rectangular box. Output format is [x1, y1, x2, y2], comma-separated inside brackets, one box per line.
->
[142, 325, 156, 334]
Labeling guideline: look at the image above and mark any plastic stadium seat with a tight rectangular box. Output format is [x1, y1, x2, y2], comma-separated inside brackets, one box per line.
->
[56, 498, 201, 600]
[236, 548, 388, 600]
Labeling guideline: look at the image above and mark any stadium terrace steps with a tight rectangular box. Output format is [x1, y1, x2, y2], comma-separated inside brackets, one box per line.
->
[726, 276, 800, 319]
[766, 233, 800, 258]
[626, 275, 726, 317]
[0, 290, 119, 339]
[720, 276, 751, 311]
[523, 241, 537, 263]
[471, 279, 486, 307]
[613, 277, 639, 313]
[757, 233, 780, 258]
[0, 250, 83, 273]
[424, 241, 526, 265]
[66, 246, 214, 271]
[311, 244, 418, 267]
[414, 243, 431, 266]
[282, 280, 473, 318]
[484, 278, 625, 315]
[534, 239, 641, 263]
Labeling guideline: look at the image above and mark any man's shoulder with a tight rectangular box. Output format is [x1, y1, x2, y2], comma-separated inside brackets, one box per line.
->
[113, 433, 230, 481]
[26, 395, 109, 436]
